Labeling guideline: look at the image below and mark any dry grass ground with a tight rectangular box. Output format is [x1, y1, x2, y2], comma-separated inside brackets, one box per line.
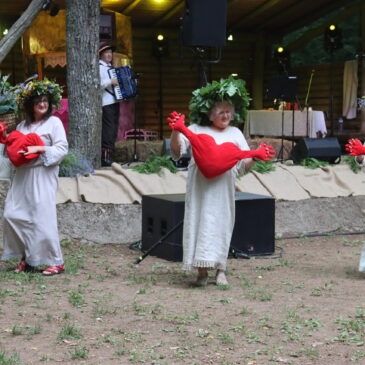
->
[0, 234, 365, 365]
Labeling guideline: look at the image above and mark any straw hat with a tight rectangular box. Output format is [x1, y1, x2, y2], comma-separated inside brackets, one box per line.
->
[99, 41, 115, 54]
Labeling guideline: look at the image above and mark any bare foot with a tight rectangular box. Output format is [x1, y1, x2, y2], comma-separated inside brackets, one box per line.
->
[196, 268, 208, 286]
[216, 270, 228, 285]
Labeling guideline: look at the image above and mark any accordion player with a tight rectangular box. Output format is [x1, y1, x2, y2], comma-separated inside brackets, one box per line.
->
[107, 66, 138, 101]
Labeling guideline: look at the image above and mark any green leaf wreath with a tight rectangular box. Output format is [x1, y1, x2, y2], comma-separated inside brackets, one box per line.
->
[188, 76, 251, 126]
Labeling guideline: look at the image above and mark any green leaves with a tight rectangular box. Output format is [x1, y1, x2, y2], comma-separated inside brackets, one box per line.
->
[188, 76, 251, 126]
[132, 155, 177, 175]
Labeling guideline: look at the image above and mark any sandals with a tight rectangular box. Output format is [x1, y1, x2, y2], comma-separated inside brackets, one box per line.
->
[42, 264, 65, 276]
[14, 259, 27, 273]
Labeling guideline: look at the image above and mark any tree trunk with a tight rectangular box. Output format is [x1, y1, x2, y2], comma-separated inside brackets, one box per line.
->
[66, 0, 102, 167]
[0, 0, 47, 64]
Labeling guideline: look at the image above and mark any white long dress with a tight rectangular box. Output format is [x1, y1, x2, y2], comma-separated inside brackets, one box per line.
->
[1, 116, 68, 266]
[171, 124, 250, 270]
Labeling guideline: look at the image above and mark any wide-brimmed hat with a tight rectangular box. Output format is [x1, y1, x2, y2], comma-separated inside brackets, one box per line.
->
[99, 41, 115, 54]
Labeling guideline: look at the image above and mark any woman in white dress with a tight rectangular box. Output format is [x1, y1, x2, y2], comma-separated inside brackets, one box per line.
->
[170, 100, 255, 286]
[1, 78, 68, 275]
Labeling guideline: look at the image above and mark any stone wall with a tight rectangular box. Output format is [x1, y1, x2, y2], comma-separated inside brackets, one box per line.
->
[1, 178, 365, 247]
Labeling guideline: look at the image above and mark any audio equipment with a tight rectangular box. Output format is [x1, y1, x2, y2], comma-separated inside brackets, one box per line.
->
[142, 192, 275, 261]
[108, 66, 137, 100]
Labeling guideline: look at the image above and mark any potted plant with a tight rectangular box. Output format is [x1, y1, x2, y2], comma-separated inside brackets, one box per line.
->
[0, 74, 18, 131]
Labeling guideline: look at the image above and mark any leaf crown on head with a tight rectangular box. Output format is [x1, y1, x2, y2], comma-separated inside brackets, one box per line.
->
[188, 76, 251, 126]
[14, 75, 63, 110]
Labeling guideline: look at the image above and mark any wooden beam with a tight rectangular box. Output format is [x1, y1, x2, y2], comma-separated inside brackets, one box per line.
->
[230, 0, 281, 29]
[360, 0, 365, 132]
[121, 0, 143, 15]
[153, 0, 184, 26]
[251, 33, 266, 110]
[0, 0, 47, 64]
[285, 3, 360, 53]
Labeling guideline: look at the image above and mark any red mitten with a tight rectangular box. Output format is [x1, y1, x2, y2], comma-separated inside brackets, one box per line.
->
[345, 138, 365, 156]
[167, 111, 276, 178]
[5, 131, 45, 167]
[0, 122, 8, 143]
[238, 142, 276, 161]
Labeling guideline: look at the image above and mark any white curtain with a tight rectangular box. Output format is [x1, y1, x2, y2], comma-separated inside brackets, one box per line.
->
[342, 60, 358, 119]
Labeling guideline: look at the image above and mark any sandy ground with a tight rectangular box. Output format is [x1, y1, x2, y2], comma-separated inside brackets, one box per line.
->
[0, 234, 365, 365]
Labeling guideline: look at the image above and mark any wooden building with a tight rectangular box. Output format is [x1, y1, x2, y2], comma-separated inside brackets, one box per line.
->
[0, 0, 364, 142]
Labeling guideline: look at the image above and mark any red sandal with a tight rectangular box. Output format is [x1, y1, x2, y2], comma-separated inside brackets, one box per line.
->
[42, 264, 65, 276]
[14, 259, 26, 273]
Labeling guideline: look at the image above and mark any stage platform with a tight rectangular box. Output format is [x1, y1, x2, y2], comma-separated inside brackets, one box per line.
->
[1, 161, 365, 247]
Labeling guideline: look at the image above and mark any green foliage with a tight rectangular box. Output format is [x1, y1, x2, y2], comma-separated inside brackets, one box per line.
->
[343, 155, 361, 173]
[132, 154, 177, 175]
[300, 158, 329, 169]
[14, 75, 63, 110]
[188, 76, 251, 126]
[0, 74, 18, 115]
[59, 149, 94, 177]
[248, 159, 276, 174]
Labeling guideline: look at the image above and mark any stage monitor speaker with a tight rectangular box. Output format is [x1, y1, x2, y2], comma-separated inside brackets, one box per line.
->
[142, 192, 275, 262]
[291, 137, 341, 164]
[181, 0, 227, 47]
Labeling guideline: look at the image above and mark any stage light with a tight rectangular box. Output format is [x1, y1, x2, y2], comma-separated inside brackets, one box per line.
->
[3, 29, 8, 35]
[157, 34, 164, 41]
[277, 46, 284, 54]
[231, 73, 238, 77]
[227, 34, 233, 41]
[152, 35, 169, 58]
[324, 24, 342, 53]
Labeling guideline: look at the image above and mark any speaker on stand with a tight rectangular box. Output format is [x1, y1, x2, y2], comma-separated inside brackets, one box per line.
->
[180, 0, 227, 87]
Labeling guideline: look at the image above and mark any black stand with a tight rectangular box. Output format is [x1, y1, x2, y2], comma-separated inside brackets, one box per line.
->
[126, 76, 142, 164]
[133, 220, 183, 265]
[267, 75, 298, 161]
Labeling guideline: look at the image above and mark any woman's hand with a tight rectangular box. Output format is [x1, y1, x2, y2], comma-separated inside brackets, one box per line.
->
[18, 146, 45, 155]
[345, 138, 365, 156]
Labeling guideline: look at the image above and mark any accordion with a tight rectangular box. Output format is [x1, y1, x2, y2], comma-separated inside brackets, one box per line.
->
[108, 66, 137, 100]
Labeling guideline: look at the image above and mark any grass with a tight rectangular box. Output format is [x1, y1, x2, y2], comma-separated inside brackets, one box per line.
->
[0, 236, 364, 364]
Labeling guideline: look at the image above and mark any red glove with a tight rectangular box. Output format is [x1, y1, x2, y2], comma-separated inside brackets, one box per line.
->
[244, 142, 276, 161]
[345, 138, 365, 156]
[167, 111, 188, 134]
[0, 122, 8, 143]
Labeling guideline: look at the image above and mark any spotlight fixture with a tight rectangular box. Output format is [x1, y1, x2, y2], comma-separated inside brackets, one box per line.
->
[274, 46, 290, 72]
[49, 3, 60, 16]
[324, 24, 342, 53]
[3, 29, 8, 35]
[231, 73, 238, 77]
[152, 35, 169, 58]
[227, 34, 233, 41]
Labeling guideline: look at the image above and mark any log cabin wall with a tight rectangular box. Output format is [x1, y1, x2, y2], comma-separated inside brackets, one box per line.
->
[132, 27, 254, 139]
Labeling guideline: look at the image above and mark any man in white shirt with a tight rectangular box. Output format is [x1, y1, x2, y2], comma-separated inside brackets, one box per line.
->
[99, 42, 119, 166]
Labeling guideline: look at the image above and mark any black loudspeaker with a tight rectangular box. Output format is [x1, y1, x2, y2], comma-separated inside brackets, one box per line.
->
[291, 137, 341, 164]
[181, 0, 227, 47]
[142, 192, 275, 262]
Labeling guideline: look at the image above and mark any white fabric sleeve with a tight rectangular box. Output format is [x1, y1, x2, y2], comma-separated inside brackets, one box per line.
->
[170, 129, 191, 161]
[234, 128, 251, 177]
[40, 118, 68, 166]
[100, 64, 112, 90]
[355, 141, 365, 166]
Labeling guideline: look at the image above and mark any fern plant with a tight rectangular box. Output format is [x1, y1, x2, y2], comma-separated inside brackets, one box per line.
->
[132, 155, 177, 175]
[342, 155, 361, 173]
[300, 158, 329, 169]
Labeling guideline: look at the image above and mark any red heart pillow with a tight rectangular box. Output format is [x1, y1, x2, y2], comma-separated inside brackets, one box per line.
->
[4, 131, 45, 167]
